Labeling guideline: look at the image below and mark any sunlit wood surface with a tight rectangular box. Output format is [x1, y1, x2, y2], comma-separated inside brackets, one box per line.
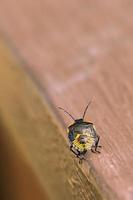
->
[0, 1, 133, 200]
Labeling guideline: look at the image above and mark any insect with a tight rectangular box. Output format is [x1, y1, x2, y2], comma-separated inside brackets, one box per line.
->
[58, 101, 102, 163]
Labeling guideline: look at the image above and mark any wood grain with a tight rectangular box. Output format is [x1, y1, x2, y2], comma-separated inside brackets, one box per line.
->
[0, 1, 133, 200]
[0, 39, 111, 200]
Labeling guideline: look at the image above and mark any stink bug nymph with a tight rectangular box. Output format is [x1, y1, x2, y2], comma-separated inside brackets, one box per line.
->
[58, 101, 102, 163]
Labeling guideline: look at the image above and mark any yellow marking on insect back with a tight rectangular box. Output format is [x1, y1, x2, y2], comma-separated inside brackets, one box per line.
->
[73, 133, 94, 152]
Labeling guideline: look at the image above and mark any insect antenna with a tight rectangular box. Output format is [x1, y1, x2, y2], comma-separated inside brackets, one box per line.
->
[82, 101, 92, 120]
[58, 107, 75, 121]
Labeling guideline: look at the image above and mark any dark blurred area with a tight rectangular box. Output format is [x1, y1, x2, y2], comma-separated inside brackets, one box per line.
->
[0, 121, 47, 200]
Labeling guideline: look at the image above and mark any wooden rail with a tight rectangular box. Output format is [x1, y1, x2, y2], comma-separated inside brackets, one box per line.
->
[0, 39, 112, 200]
[0, 1, 133, 199]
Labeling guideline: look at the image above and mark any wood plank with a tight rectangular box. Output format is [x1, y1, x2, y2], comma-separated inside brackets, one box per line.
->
[0, 39, 112, 200]
[0, 1, 133, 199]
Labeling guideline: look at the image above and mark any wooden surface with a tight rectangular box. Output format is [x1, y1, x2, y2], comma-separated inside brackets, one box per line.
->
[0, 39, 110, 200]
[0, 1, 133, 200]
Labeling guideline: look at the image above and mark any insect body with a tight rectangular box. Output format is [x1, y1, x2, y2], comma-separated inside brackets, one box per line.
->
[58, 101, 101, 162]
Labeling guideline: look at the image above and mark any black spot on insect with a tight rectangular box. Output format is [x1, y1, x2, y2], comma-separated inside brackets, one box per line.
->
[58, 101, 102, 163]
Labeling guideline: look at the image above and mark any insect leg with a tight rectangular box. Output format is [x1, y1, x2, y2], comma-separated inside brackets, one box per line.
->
[70, 145, 80, 157]
[82, 150, 87, 157]
[78, 155, 86, 164]
[94, 135, 102, 153]
[91, 147, 96, 153]
[78, 150, 87, 163]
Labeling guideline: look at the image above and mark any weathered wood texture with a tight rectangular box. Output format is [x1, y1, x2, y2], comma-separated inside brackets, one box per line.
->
[0, 1, 133, 200]
[0, 40, 110, 200]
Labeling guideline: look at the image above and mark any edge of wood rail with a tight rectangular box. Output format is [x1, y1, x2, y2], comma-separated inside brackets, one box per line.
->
[0, 38, 116, 200]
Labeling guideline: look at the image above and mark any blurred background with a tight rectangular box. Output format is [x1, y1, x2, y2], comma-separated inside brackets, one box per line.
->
[0, 1, 133, 200]
[1, 0, 133, 123]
